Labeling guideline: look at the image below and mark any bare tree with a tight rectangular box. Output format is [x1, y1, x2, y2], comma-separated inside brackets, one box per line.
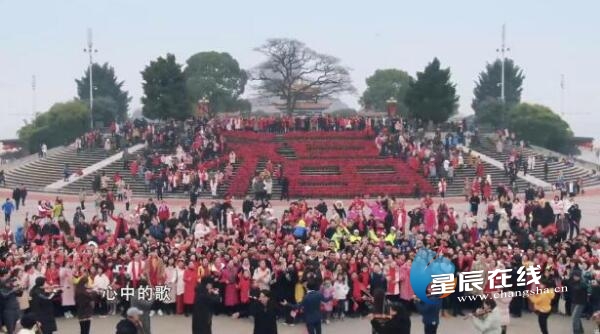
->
[253, 38, 355, 114]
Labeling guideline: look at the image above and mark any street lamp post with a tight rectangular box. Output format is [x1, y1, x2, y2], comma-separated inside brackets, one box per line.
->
[496, 24, 510, 127]
[83, 28, 98, 129]
[496, 24, 510, 103]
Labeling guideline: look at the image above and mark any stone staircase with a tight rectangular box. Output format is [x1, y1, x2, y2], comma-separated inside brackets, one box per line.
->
[241, 132, 436, 198]
[247, 158, 283, 199]
[472, 137, 600, 188]
[61, 152, 241, 199]
[4, 147, 110, 191]
[423, 156, 531, 197]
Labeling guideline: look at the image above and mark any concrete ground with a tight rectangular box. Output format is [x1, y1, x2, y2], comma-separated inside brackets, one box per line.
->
[1, 188, 599, 333]
[53, 312, 597, 333]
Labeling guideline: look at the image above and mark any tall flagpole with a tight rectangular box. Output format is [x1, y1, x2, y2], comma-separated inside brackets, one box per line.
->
[84, 28, 98, 129]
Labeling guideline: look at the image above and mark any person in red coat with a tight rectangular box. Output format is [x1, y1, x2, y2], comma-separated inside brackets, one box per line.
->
[183, 262, 198, 316]
[220, 262, 240, 314]
[45, 262, 60, 286]
[157, 201, 170, 223]
[111, 213, 128, 240]
[351, 272, 367, 316]
[237, 269, 251, 311]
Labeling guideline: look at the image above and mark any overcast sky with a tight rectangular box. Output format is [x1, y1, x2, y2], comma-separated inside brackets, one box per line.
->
[1, 0, 598, 139]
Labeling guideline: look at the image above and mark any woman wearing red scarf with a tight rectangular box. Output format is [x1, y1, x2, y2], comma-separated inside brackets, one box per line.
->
[385, 260, 400, 303]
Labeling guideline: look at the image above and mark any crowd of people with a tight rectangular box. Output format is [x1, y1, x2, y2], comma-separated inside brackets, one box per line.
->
[0, 117, 598, 334]
[0, 181, 596, 334]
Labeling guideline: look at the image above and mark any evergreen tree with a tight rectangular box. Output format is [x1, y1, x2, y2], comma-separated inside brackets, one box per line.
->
[141, 54, 190, 120]
[472, 58, 524, 125]
[76, 62, 131, 125]
[405, 58, 458, 123]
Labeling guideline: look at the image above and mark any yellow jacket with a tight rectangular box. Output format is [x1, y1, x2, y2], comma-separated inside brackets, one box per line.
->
[295, 273, 305, 303]
[348, 235, 361, 243]
[384, 233, 396, 244]
[529, 290, 555, 313]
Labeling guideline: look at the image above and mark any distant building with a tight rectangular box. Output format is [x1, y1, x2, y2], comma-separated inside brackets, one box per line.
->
[271, 85, 332, 115]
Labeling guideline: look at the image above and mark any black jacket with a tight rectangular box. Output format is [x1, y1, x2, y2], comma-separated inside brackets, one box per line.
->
[315, 202, 328, 216]
[371, 314, 411, 334]
[242, 200, 254, 215]
[115, 318, 139, 334]
[250, 302, 278, 334]
[192, 288, 220, 334]
[569, 280, 588, 305]
[75, 287, 95, 320]
[30, 286, 58, 332]
[11, 188, 21, 200]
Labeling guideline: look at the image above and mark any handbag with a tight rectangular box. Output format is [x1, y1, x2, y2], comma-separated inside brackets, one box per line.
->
[558, 296, 566, 315]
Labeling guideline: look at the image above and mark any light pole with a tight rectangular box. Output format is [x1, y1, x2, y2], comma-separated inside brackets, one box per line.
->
[496, 24, 510, 103]
[83, 28, 98, 129]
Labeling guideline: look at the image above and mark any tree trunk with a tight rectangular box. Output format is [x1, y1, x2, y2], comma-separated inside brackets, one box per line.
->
[286, 94, 294, 115]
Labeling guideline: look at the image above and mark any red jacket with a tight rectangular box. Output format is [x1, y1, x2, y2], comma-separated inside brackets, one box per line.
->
[158, 205, 170, 222]
[238, 273, 251, 304]
[183, 268, 198, 305]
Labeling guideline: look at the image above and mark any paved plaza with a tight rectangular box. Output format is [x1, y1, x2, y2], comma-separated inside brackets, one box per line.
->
[52, 311, 598, 333]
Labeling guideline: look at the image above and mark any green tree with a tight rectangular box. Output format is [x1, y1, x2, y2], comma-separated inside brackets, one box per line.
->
[141, 54, 190, 120]
[507, 103, 574, 153]
[253, 38, 355, 114]
[474, 98, 505, 125]
[472, 58, 524, 125]
[90, 96, 119, 126]
[76, 62, 131, 125]
[18, 100, 89, 152]
[360, 69, 412, 114]
[405, 58, 458, 123]
[184, 52, 248, 114]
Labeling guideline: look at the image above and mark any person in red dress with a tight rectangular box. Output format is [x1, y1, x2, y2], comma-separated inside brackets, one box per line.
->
[237, 269, 251, 314]
[220, 261, 240, 314]
[183, 261, 198, 316]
